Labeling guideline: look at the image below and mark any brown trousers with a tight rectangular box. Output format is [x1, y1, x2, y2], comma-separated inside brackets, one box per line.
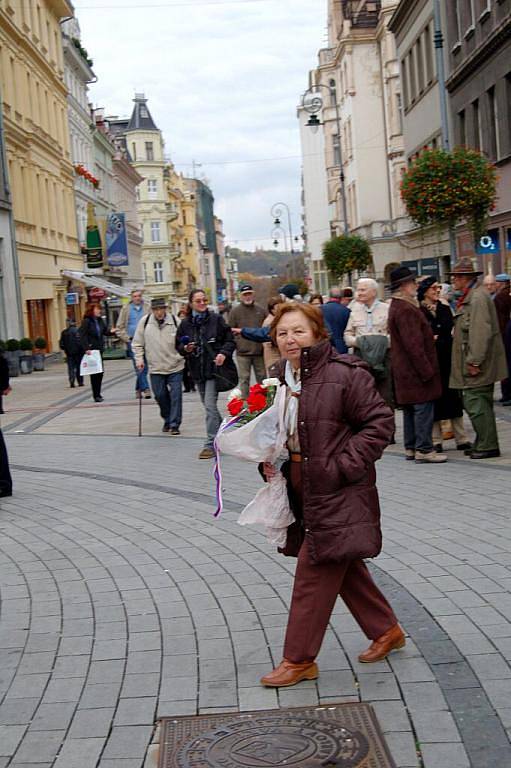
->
[283, 462, 397, 663]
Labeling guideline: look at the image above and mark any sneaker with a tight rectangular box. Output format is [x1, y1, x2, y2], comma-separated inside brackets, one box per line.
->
[199, 447, 215, 460]
[170, 428, 180, 436]
[415, 450, 447, 464]
[405, 449, 415, 461]
[143, 389, 152, 399]
[162, 424, 170, 433]
[94, 396, 104, 403]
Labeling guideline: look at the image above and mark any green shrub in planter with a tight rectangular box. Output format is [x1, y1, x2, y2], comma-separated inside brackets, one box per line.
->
[0, 340, 5, 352]
[5, 338, 20, 352]
[34, 337, 47, 350]
[20, 337, 34, 351]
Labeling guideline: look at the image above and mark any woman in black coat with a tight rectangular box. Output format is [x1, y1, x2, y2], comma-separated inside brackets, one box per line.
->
[418, 276, 470, 452]
[0, 352, 13, 496]
[79, 303, 113, 402]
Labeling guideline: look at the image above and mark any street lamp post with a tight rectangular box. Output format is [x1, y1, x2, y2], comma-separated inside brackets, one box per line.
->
[271, 203, 295, 277]
[301, 82, 349, 236]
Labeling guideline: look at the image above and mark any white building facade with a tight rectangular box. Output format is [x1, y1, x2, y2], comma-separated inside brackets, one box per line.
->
[61, 18, 95, 252]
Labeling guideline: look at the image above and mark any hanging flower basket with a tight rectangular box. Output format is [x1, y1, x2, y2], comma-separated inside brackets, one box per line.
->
[400, 147, 497, 241]
[74, 164, 100, 189]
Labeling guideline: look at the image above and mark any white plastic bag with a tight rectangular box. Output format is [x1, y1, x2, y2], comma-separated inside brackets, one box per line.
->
[238, 471, 294, 547]
[215, 385, 287, 464]
[80, 350, 103, 376]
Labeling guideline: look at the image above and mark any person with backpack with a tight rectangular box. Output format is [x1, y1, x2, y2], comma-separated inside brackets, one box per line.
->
[59, 319, 85, 388]
[176, 289, 236, 459]
[132, 298, 184, 435]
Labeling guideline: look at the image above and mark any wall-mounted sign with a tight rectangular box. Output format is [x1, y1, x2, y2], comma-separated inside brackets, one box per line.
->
[476, 229, 500, 255]
[106, 212, 129, 267]
[65, 292, 79, 306]
[89, 287, 107, 301]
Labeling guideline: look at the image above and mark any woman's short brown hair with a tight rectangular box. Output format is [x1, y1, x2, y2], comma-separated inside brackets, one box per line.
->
[84, 302, 101, 318]
[269, 301, 330, 344]
[267, 295, 284, 314]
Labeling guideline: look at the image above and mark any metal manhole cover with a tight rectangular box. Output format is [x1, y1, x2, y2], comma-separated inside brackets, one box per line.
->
[159, 704, 396, 767]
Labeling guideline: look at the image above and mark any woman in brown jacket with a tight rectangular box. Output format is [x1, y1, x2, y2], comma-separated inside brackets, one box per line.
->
[260, 302, 404, 688]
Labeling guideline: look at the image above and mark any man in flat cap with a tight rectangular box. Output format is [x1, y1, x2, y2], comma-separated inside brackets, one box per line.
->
[449, 258, 507, 458]
[228, 284, 266, 398]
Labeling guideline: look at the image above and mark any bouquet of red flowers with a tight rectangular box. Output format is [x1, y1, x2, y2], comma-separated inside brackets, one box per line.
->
[226, 380, 278, 422]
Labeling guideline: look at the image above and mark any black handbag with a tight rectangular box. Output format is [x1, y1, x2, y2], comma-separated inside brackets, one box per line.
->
[213, 355, 239, 392]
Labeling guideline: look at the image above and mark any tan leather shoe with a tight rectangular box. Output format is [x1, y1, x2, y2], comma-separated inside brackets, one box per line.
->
[358, 624, 405, 663]
[260, 659, 319, 688]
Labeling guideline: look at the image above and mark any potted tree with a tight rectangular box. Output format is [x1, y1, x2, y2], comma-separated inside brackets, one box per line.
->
[5, 339, 20, 377]
[33, 337, 47, 371]
[19, 338, 34, 374]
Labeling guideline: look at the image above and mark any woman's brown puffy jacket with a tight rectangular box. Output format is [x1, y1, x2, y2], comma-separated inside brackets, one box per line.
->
[274, 340, 394, 565]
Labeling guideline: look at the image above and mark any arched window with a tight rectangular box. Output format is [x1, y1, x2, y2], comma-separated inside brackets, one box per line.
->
[329, 78, 337, 106]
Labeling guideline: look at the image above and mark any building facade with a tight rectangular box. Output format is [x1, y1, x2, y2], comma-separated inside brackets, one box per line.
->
[111, 145, 144, 292]
[389, 0, 452, 278]
[61, 17, 95, 254]
[445, 0, 511, 273]
[0, 0, 81, 350]
[0, 93, 23, 340]
[302, 0, 408, 291]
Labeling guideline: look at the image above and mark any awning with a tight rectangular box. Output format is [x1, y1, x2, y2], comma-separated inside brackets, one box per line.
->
[61, 270, 131, 299]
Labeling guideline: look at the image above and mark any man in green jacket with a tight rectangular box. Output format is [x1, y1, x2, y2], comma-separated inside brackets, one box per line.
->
[449, 258, 507, 459]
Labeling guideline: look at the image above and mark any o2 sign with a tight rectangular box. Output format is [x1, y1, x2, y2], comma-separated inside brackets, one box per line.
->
[476, 229, 500, 255]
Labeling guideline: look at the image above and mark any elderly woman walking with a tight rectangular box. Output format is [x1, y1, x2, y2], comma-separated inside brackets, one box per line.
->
[260, 302, 404, 688]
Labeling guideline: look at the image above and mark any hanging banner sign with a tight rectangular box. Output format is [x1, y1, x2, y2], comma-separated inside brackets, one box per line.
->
[86, 202, 103, 269]
[106, 212, 129, 267]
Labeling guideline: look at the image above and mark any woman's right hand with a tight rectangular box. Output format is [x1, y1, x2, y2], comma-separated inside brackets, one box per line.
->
[184, 342, 196, 353]
[263, 462, 277, 480]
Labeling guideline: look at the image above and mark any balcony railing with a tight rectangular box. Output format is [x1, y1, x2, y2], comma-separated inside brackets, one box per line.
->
[342, 0, 381, 28]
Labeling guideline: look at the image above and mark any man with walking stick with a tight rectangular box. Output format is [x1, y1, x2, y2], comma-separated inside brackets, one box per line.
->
[132, 298, 184, 435]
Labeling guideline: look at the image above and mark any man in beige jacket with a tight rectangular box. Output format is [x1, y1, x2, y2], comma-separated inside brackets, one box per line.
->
[116, 289, 151, 399]
[132, 298, 184, 434]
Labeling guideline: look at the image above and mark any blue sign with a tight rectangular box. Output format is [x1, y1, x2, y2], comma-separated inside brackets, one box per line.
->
[106, 212, 129, 267]
[476, 229, 500, 255]
[65, 292, 79, 305]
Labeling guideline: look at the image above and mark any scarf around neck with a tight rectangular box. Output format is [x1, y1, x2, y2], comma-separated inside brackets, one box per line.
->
[284, 360, 301, 436]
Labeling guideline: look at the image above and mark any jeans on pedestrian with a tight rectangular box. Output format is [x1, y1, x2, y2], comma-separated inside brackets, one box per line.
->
[127, 342, 149, 392]
[66, 354, 83, 386]
[151, 372, 183, 428]
[197, 378, 221, 449]
[402, 401, 434, 453]
[236, 354, 266, 399]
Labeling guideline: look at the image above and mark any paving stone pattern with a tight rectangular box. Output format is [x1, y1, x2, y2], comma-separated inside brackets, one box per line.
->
[1, 362, 511, 767]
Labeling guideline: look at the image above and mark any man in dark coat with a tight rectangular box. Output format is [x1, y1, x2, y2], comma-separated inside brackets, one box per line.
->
[0, 352, 13, 497]
[321, 287, 351, 354]
[494, 273, 511, 405]
[388, 266, 446, 463]
[59, 320, 84, 388]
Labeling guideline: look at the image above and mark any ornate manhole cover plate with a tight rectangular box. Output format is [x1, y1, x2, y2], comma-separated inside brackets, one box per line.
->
[159, 704, 396, 767]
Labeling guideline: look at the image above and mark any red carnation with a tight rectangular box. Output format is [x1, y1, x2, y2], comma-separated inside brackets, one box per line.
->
[227, 398, 244, 417]
[249, 383, 266, 397]
[247, 392, 267, 413]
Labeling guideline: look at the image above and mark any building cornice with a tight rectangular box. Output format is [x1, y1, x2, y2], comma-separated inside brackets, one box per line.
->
[388, 0, 428, 34]
[63, 34, 96, 83]
[446, 15, 511, 92]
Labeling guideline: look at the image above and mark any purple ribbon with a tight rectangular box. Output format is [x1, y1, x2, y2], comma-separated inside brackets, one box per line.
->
[213, 414, 243, 518]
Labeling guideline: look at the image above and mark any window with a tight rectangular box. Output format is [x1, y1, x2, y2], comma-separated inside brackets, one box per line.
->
[139, 223, 144, 242]
[458, 109, 466, 145]
[145, 142, 154, 161]
[401, 59, 409, 108]
[154, 261, 163, 283]
[476, 0, 491, 17]
[453, 0, 462, 42]
[507, 75, 511, 157]
[416, 37, 425, 94]
[332, 133, 341, 166]
[147, 179, 157, 198]
[143, 262, 147, 282]
[472, 99, 481, 150]
[150, 221, 161, 242]
[131, 142, 137, 161]
[486, 86, 499, 160]
[463, 0, 475, 33]
[397, 93, 404, 133]
[140, 106, 148, 118]
[329, 79, 337, 107]
[408, 50, 416, 103]
[424, 24, 434, 84]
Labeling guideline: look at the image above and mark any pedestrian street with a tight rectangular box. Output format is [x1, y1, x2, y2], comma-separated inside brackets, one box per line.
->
[1, 360, 511, 767]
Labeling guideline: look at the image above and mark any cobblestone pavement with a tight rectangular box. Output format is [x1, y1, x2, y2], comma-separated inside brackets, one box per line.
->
[1, 361, 511, 767]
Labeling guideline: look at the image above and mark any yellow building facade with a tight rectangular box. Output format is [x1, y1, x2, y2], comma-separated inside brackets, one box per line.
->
[165, 165, 200, 306]
[0, 0, 81, 350]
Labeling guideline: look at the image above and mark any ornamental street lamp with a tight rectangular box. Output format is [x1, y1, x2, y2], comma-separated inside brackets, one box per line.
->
[271, 202, 296, 277]
[301, 82, 349, 235]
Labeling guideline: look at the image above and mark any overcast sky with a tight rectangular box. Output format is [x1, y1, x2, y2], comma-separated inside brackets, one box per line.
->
[74, 0, 327, 251]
